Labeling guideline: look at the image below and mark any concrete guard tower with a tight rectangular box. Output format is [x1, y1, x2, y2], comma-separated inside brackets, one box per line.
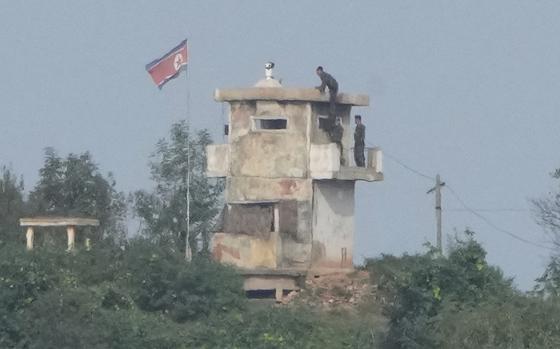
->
[207, 64, 383, 299]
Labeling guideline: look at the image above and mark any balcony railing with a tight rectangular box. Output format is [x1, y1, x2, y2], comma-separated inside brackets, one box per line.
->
[345, 147, 383, 171]
[309, 144, 383, 182]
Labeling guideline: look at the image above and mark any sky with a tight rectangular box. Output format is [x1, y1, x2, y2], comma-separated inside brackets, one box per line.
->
[1, 1, 559, 289]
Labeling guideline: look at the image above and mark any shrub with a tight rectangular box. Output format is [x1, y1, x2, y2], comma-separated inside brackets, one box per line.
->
[121, 239, 246, 322]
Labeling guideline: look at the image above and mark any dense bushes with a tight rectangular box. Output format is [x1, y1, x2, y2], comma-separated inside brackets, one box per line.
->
[0, 239, 246, 348]
[122, 240, 246, 322]
[0, 239, 381, 349]
[5, 231, 560, 348]
[366, 232, 560, 349]
[430, 296, 560, 349]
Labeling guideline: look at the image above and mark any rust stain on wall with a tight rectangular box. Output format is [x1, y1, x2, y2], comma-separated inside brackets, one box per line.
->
[213, 234, 242, 261]
[279, 179, 298, 196]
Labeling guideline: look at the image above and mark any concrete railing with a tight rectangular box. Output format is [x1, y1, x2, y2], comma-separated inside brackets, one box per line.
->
[310, 144, 383, 182]
[346, 147, 383, 172]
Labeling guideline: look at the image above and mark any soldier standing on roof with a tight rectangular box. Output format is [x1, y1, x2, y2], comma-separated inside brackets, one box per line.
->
[315, 66, 338, 127]
[354, 115, 366, 167]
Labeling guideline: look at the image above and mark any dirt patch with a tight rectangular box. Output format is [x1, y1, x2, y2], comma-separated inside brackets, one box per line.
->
[280, 270, 377, 309]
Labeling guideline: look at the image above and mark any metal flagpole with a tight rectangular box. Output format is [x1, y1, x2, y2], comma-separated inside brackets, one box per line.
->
[185, 63, 192, 261]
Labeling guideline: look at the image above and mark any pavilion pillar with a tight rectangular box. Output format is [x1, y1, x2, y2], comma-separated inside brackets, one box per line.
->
[67, 225, 76, 251]
[26, 227, 34, 250]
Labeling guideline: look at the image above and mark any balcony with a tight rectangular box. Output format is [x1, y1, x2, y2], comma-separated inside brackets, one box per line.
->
[309, 144, 383, 182]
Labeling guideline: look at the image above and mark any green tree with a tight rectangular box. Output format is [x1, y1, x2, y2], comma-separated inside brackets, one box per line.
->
[532, 168, 560, 248]
[121, 239, 245, 322]
[29, 148, 126, 242]
[0, 166, 26, 244]
[0, 236, 246, 348]
[430, 296, 560, 349]
[367, 231, 514, 349]
[532, 167, 560, 297]
[533, 255, 560, 298]
[132, 121, 223, 256]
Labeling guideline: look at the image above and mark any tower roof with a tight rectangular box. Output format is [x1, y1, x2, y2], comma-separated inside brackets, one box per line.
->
[214, 87, 369, 106]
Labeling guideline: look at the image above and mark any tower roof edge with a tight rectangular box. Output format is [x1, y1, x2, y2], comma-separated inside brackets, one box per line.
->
[214, 87, 369, 106]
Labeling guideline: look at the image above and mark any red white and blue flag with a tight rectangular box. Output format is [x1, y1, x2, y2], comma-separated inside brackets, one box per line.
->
[145, 39, 188, 89]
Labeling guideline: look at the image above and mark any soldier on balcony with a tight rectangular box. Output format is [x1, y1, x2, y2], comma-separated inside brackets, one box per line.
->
[354, 115, 366, 167]
[330, 117, 344, 165]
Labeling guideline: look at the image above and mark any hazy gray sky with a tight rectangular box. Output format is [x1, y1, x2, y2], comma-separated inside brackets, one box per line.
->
[1, 1, 559, 289]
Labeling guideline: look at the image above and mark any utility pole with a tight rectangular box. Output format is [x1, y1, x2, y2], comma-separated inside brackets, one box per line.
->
[427, 174, 445, 252]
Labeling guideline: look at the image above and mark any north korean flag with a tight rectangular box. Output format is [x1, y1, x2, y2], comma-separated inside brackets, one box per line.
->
[145, 39, 188, 89]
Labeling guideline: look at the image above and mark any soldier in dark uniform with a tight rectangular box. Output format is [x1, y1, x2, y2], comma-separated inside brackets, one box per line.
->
[315, 66, 338, 127]
[354, 115, 366, 167]
[330, 117, 344, 165]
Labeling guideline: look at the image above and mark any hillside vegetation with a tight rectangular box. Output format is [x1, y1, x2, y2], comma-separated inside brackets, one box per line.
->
[2, 232, 560, 348]
[2, 122, 560, 348]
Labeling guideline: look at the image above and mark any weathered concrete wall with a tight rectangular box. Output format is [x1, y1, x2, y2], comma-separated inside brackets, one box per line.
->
[311, 180, 355, 270]
[226, 177, 312, 202]
[206, 144, 229, 177]
[229, 101, 255, 140]
[212, 232, 281, 269]
[229, 101, 311, 178]
[212, 201, 313, 270]
[243, 275, 299, 292]
[281, 237, 312, 269]
[309, 143, 341, 178]
[278, 200, 313, 269]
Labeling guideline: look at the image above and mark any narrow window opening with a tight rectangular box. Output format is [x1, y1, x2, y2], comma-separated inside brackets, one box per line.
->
[253, 117, 287, 130]
[224, 202, 276, 237]
[246, 289, 276, 299]
[317, 115, 330, 130]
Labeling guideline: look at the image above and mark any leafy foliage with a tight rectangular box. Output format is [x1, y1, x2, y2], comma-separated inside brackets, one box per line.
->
[366, 231, 560, 349]
[28, 148, 126, 241]
[0, 238, 246, 348]
[5, 130, 560, 348]
[132, 121, 223, 255]
[532, 167, 560, 247]
[184, 306, 382, 349]
[122, 239, 245, 322]
[0, 166, 26, 244]
[19, 287, 189, 349]
[532, 166, 560, 299]
[430, 296, 560, 349]
[533, 255, 560, 298]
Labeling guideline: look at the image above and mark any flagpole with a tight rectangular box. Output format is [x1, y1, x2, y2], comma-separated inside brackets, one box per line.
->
[185, 63, 192, 262]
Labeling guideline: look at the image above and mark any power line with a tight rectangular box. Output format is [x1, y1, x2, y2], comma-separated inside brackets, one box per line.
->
[364, 139, 435, 181]
[446, 208, 529, 213]
[362, 141, 551, 250]
[445, 184, 554, 251]
[376, 148, 435, 181]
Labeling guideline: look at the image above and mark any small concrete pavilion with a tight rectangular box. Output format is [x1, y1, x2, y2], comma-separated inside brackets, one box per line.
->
[19, 217, 99, 251]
